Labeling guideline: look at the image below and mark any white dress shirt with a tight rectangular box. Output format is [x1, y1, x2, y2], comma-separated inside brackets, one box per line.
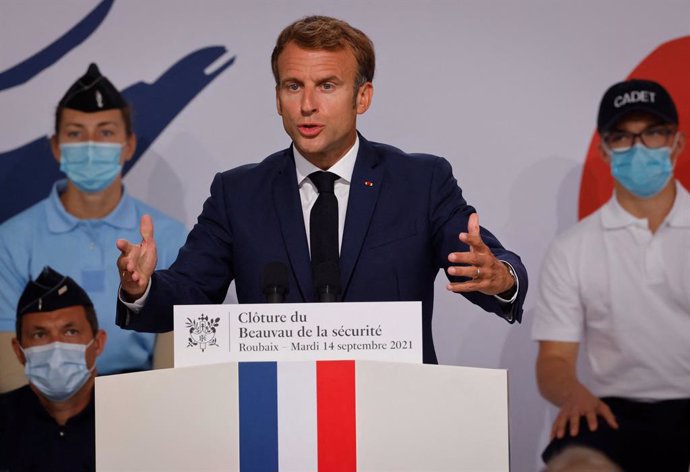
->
[293, 136, 359, 254]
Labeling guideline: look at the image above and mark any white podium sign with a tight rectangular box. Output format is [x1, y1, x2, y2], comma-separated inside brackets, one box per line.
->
[174, 301, 422, 367]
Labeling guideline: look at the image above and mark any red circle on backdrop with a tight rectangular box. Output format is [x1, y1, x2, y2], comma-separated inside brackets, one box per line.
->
[578, 36, 690, 220]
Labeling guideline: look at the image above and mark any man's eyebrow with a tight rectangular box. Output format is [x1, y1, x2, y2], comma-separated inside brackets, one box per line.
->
[316, 76, 343, 85]
[609, 121, 668, 133]
[646, 121, 671, 128]
[63, 121, 119, 128]
[24, 325, 47, 335]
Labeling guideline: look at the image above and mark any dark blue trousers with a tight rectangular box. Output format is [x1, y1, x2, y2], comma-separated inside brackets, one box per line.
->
[543, 397, 690, 472]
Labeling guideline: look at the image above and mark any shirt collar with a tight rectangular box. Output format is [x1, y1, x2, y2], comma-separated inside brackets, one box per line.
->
[601, 180, 690, 230]
[46, 179, 138, 233]
[294, 135, 359, 187]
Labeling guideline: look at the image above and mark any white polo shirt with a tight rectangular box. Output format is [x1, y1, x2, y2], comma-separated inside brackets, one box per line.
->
[532, 181, 690, 400]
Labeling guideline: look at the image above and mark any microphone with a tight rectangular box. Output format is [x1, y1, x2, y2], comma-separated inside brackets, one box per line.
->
[313, 260, 342, 303]
[262, 262, 289, 303]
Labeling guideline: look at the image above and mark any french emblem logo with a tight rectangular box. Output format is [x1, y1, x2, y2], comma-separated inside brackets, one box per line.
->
[185, 314, 220, 352]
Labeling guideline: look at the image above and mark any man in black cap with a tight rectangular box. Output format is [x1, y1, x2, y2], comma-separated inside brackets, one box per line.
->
[532, 79, 690, 471]
[0, 266, 106, 472]
[0, 64, 187, 390]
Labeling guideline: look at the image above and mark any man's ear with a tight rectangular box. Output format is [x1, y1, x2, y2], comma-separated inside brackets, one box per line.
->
[355, 82, 373, 115]
[51, 135, 61, 164]
[93, 329, 107, 357]
[275, 86, 283, 116]
[11, 337, 26, 366]
[671, 131, 686, 164]
[598, 140, 611, 166]
[122, 133, 137, 163]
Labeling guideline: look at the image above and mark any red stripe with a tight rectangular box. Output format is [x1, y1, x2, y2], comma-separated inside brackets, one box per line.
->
[317, 360, 357, 472]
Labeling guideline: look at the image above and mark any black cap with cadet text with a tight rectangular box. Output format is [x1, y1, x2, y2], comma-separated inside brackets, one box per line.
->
[17, 266, 93, 317]
[597, 79, 678, 133]
[58, 63, 127, 112]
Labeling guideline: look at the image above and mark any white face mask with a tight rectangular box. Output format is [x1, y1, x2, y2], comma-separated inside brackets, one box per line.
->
[21, 339, 95, 402]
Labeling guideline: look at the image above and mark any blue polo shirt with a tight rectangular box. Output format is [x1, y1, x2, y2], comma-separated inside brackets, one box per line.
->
[0, 180, 187, 374]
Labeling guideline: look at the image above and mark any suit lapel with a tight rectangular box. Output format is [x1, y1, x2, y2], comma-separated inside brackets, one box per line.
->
[272, 149, 313, 301]
[340, 136, 384, 296]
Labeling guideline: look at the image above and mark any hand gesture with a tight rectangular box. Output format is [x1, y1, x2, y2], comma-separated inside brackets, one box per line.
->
[551, 384, 618, 439]
[446, 213, 514, 296]
[116, 214, 158, 301]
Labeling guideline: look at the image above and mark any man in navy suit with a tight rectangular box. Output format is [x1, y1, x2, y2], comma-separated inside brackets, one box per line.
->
[115, 16, 527, 364]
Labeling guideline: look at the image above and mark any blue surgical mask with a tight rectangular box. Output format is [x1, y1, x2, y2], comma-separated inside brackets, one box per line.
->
[21, 339, 95, 402]
[610, 144, 674, 199]
[59, 141, 123, 193]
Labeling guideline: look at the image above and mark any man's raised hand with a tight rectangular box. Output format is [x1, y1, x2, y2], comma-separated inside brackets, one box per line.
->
[116, 214, 158, 301]
[446, 213, 515, 296]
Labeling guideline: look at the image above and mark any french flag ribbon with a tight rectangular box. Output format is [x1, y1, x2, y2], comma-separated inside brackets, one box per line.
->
[238, 360, 357, 472]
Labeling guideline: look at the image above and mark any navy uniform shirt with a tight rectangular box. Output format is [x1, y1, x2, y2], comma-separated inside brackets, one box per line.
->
[0, 385, 94, 472]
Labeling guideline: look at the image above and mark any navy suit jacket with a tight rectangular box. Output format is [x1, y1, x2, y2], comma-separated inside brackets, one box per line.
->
[117, 135, 527, 363]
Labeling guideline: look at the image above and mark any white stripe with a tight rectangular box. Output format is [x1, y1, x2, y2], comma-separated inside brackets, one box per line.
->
[277, 362, 318, 471]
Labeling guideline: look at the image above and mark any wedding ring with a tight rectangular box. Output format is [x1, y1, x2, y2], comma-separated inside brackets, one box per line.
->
[476, 267, 481, 278]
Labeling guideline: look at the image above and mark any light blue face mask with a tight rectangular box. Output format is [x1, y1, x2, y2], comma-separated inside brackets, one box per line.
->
[610, 144, 674, 199]
[59, 141, 123, 193]
[21, 339, 95, 402]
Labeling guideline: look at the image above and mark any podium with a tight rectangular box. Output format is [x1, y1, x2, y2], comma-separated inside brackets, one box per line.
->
[96, 360, 509, 471]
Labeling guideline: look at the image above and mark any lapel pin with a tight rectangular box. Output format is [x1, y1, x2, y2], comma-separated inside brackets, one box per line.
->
[364, 180, 374, 187]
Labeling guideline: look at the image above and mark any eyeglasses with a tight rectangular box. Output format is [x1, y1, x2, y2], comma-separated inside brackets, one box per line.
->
[602, 126, 676, 153]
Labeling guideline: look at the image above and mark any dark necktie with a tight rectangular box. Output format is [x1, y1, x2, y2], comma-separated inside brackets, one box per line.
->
[309, 171, 341, 299]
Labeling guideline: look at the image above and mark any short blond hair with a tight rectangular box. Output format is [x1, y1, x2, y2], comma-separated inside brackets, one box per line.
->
[545, 446, 622, 472]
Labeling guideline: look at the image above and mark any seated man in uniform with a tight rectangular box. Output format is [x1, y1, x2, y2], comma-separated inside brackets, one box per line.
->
[533, 79, 690, 472]
[0, 266, 105, 472]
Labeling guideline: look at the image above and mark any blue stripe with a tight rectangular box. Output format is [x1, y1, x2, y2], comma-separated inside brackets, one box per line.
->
[238, 362, 279, 472]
